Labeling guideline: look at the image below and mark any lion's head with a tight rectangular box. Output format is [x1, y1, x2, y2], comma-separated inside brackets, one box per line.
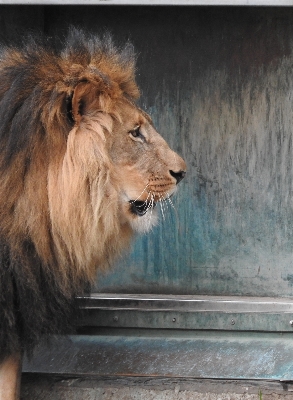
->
[0, 29, 186, 289]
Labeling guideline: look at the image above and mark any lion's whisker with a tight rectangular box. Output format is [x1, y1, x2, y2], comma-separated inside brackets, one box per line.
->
[146, 193, 155, 230]
[131, 183, 150, 203]
[158, 193, 166, 221]
[144, 191, 152, 210]
[147, 193, 154, 212]
[166, 192, 175, 210]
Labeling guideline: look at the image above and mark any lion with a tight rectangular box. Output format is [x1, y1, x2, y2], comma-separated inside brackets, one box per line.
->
[0, 29, 186, 399]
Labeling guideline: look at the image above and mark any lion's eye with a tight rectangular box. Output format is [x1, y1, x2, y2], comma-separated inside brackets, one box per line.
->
[129, 126, 145, 142]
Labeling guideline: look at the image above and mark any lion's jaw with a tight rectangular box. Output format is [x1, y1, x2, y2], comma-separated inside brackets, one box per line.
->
[118, 193, 158, 233]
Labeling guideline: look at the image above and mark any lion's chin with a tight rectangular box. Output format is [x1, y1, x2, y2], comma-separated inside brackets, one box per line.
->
[128, 205, 158, 233]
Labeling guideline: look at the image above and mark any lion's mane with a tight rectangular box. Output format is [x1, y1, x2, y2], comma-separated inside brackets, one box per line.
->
[0, 29, 139, 361]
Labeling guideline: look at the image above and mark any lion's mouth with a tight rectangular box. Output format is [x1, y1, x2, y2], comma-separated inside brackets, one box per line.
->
[129, 200, 156, 216]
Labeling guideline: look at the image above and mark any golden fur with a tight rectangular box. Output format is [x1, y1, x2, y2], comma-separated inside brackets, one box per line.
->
[0, 29, 186, 360]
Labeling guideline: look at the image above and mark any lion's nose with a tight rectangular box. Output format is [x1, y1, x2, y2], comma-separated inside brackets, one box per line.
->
[170, 170, 186, 184]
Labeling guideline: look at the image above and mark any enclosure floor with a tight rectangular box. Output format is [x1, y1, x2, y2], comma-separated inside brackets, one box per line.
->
[20, 375, 293, 399]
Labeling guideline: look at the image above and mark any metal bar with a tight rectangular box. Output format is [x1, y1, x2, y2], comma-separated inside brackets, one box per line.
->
[2, 0, 293, 5]
[79, 293, 293, 312]
[80, 309, 293, 331]
[77, 294, 293, 331]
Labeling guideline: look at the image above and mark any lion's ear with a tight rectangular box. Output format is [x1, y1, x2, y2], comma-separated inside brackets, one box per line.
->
[71, 81, 94, 125]
[70, 79, 116, 125]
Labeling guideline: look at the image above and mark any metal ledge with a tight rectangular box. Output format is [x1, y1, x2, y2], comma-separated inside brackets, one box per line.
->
[22, 330, 293, 381]
[78, 294, 293, 332]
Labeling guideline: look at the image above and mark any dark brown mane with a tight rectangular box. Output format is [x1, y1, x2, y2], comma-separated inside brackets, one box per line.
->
[0, 28, 138, 169]
[0, 28, 139, 362]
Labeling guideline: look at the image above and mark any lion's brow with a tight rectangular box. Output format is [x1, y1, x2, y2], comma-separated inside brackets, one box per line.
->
[122, 95, 153, 125]
[137, 107, 153, 124]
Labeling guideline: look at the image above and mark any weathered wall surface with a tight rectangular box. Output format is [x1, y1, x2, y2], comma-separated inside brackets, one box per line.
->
[2, 6, 293, 297]
[85, 6, 293, 297]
